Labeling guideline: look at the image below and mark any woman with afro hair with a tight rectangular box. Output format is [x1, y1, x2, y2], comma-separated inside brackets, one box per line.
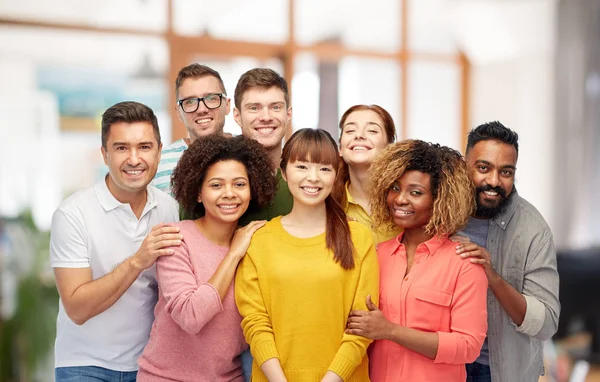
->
[137, 134, 278, 382]
[346, 140, 488, 382]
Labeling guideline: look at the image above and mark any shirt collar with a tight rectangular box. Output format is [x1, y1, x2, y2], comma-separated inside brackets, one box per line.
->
[491, 189, 521, 231]
[389, 231, 449, 257]
[94, 176, 158, 213]
[345, 182, 359, 206]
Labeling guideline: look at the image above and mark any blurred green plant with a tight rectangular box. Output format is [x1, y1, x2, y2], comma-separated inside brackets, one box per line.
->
[0, 211, 59, 382]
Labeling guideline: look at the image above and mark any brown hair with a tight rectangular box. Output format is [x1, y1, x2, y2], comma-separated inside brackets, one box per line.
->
[175, 63, 226, 100]
[101, 101, 160, 149]
[333, 104, 397, 207]
[172, 134, 278, 219]
[280, 128, 355, 270]
[369, 139, 475, 236]
[234, 68, 289, 110]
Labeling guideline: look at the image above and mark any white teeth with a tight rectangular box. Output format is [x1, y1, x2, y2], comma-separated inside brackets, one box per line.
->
[125, 170, 143, 175]
[395, 210, 412, 215]
[256, 127, 275, 135]
[302, 187, 319, 194]
[352, 146, 368, 151]
[483, 191, 498, 196]
[218, 205, 238, 210]
[195, 118, 211, 124]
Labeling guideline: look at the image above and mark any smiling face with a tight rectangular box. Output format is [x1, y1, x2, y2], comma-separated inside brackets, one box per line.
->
[234, 86, 291, 152]
[198, 160, 251, 224]
[466, 140, 517, 218]
[101, 121, 162, 202]
[340, 109, 390, 167]
[176, 76, 230, 142]
[283, 159, 336, 209]
[386, 170, 434, 230]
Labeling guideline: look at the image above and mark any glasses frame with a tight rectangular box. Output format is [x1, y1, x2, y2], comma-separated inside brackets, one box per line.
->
[177, 93, 226, 113]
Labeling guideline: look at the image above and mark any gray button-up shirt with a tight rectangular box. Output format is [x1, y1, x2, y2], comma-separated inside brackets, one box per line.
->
[483, 190, 560, 382]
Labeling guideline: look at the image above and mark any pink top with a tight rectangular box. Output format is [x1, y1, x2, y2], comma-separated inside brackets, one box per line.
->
[137, 220, 247, 382]
[369, 233, 488, 382]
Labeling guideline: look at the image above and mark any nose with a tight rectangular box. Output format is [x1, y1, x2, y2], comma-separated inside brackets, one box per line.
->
[258, 107, 272, 122]
[306, 166, 319, 182]
[354, 127, 366, 140]
[393, 191, 408, 205]
[485, 170, 500, 187]
[197, 99, 209, 113]
[128, 149, 142, 166]
[222, 184, 235, 198]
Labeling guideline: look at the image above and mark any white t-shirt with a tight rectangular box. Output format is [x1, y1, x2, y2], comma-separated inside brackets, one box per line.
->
[50, 179, 179, 371]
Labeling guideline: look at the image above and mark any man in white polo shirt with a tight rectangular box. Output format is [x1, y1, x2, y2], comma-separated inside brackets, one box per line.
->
[50, 101, 181, 381]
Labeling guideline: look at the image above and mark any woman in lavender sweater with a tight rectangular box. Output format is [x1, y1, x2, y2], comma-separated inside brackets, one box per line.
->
[137, 135, 277, 382]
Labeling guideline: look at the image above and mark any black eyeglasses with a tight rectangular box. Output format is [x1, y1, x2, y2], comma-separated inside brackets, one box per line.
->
[177, 93, 226, 113]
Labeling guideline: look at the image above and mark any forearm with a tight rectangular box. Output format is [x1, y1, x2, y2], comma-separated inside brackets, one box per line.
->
[489, 273, 527, 326]
[321, 371, 343, 382]
[63, 258, 142, 324]
[207, 253, 243, 301]
[388, 324, 439, 360]
[260, 358, 287, 382]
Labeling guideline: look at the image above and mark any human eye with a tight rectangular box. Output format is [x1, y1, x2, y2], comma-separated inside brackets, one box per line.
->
[272, 104, 282, 111]
[320, 166, 333, 172]
[344, 128, 355, 134]
[390, 184, 400, 192]
[140, 145, 151, 151]
[235, 181, 247, 188]
[183, 98, 197, 106]
[210, 182, 222, 189]
[115, 146, 127, 151]
[501, 169, 514, 177]
[368, 129, 379, 134]
[295, 164, 307, 170]
[477, 165, 489, 172]
[410, 190, 423, 196]
[247, 104, 259, 112]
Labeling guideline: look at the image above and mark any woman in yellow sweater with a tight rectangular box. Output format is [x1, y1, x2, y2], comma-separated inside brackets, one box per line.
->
[235, 128, 380, 382]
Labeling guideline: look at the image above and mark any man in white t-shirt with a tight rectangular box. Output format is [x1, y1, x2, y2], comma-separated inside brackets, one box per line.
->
[50, 101, 181, 381]
[152, 63, 231, 196]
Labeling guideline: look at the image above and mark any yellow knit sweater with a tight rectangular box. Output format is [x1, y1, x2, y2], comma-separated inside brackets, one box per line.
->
[235, 216, 379, 382]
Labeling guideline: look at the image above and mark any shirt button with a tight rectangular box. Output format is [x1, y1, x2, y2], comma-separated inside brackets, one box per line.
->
[404, 276, 409, 281]
[501, 221, 505, 225]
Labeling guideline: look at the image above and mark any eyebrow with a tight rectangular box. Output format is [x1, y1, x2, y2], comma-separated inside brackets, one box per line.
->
[475, 159, 516, 170]
[206, 176, 248, 182]
[343, 121, 382, 127]
[112, 141, 154, 147]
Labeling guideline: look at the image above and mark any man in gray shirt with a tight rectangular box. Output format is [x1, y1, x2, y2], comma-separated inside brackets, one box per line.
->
[456, 121, 560, 382]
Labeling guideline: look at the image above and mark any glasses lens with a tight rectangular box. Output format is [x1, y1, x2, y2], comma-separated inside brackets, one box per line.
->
[181, 98, 199, 113]
[203, 94, 222, 109]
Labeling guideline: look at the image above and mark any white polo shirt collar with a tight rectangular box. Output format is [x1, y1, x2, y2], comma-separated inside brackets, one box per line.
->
[94, 176, 159, 216]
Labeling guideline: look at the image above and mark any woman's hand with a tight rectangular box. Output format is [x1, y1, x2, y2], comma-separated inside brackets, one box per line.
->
[227, 220, 266, 259]
[345, 295, 392, 340]
[320, 371, 343, 382]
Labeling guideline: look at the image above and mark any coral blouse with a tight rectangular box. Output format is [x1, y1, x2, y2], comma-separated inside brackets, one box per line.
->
[369, 233, 488, 382]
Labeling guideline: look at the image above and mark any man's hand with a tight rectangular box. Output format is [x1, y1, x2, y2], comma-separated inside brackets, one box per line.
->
[131, 223, 182, 270]
[345, 295, 391, 340]
[456, 242, 499, 284]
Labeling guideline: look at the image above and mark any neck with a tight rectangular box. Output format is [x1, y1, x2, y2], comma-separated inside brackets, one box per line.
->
[184, 137, 191, 146]
[105, 176, 147, 219]
[195, 215, 238, 247]
[401, 227, 434, 248]
[268, 146, 282, 170]
[283, 201, 327, 235]
[347, 166, 370, 211]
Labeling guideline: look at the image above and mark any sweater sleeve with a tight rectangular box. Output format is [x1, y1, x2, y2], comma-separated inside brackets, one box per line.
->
[157, 239, 223, 334]
[328, 231, 380, 380]
[235, 252, 279, 366]
[434, 261, 488, 364]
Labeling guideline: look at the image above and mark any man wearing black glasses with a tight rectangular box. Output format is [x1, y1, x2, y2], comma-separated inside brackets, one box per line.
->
[152, 64, 230, 197]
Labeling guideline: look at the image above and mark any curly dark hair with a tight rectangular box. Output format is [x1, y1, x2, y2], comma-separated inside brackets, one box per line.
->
[171, 134, 278, 219]
[369, 139, 475, 236]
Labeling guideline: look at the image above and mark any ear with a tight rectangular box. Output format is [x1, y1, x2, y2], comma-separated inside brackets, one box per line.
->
[197, 190, 202, 204]
[175, 102, 184, 123]
[101, 146, 108, 166]
[224, 98, 231, 116]
[280, 169, 287, 183]
[233, 107, 242, 127]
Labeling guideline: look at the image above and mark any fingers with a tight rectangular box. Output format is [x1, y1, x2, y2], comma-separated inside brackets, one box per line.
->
[366, 295, 378, 311]
[155, 248, 176, 257]
[455, 242, 480, 253]
[242, 220, 266, 234]
[345, 328, 363, 336]
[469, 258, 488, 265]
[348, 310, 367, 318]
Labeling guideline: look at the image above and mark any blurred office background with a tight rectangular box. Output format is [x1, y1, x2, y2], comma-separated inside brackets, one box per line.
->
[0, 0, 598, 381]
